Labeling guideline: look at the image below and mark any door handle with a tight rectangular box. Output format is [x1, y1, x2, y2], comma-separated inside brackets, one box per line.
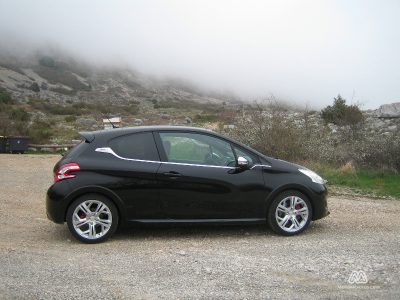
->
[162, 171, 182, 178]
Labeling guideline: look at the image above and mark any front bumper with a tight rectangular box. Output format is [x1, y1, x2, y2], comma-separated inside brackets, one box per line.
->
[310, 184, 329, 220]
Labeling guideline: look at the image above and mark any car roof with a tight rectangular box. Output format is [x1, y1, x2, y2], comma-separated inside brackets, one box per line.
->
[81, 125, 211, 138]
[80, 126, 216, 142]
[80, 125, 269, 161]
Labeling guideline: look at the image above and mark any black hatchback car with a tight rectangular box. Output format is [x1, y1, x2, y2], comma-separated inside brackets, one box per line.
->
[47, 126, 329, 243]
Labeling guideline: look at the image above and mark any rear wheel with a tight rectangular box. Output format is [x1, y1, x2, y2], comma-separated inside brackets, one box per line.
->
[267, 190, 312, 236]
[66, 194, 118, 243]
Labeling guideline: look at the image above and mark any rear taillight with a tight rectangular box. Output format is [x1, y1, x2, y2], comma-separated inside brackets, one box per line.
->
[54, 163, 80, 182]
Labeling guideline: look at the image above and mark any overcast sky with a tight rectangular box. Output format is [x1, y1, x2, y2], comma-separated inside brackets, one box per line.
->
[0, 0, 399, 109]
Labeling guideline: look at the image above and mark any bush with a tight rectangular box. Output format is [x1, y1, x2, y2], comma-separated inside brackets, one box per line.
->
[28, 118, 54, 143]
[30, 82, 40, 93]
[0, 110, 29, 137]
[65, 115, 77, 122]
[28, 98, 86, 115]
[0, 88, 13, 104]
[11, 108, 30, 122]
[227, 100, 400, 172]
[321, 95, 363, 126]
[227, 102, 304, 162]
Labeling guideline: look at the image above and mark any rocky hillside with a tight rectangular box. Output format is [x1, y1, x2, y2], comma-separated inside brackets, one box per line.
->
[0, 54, 245, 143]
[0, 53, 399, 146]
[0, 54, 237, 109]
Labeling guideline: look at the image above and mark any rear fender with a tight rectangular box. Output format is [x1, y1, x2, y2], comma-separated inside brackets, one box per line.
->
[64, 185, 126, 224]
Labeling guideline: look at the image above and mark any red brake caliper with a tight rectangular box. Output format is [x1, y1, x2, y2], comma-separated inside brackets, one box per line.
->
[294, 204, 302, 219]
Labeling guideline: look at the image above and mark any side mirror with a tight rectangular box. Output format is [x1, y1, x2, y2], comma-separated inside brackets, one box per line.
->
[237, 156, 249, 169]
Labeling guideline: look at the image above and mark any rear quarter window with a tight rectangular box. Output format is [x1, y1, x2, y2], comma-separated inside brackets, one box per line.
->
[109, 132, 160, 161]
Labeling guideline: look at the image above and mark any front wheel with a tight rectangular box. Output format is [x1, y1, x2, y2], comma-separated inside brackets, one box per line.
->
[66, 194, 119, 243]
[267, 190, 312, 236]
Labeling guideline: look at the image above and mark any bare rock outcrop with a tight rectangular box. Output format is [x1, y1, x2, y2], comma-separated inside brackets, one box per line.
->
[375, 102, 400, 118]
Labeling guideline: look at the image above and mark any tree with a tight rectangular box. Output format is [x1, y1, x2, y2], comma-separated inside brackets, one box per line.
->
[30, 82, 40, 93]
[321, 95, 363, 126]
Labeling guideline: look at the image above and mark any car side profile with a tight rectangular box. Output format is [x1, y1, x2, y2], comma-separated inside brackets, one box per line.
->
[46, 126, 329, 243]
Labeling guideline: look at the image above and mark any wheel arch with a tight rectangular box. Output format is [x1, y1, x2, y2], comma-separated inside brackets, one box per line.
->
[264, 183, 316, 218]
[63, 186, 126, 225]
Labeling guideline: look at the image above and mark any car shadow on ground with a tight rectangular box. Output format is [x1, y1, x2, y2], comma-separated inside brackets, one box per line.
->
[114, 223, 270, 241]
[112, 220, 328, 241]
[48, 220, 328, 243]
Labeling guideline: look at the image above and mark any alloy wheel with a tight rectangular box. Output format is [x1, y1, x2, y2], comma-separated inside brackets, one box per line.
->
[275, 196, 309, 233]
[72, 200, 113, 240]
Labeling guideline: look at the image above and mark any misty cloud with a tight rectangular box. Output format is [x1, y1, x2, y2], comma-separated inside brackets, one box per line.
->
[0, 0, 399, 108]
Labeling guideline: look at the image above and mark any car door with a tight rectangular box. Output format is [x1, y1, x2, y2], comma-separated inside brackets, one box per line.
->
[155, 131, 267, 220]
[105, 131, 162, 219]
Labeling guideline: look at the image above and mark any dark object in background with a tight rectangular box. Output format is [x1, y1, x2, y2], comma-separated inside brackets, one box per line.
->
[8, 136, 29, 154]
[0, 136, 7, 153]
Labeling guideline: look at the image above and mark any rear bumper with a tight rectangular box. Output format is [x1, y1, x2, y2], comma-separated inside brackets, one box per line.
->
[46, 182, 71, 224]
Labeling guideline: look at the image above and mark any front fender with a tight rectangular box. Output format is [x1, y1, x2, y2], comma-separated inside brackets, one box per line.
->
[264, 183, 327, 220]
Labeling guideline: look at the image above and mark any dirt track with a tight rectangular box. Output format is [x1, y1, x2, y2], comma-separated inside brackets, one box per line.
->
[0, 154, 399, 299]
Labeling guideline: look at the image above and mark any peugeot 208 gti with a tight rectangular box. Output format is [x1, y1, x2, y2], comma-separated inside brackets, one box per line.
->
[47, 126, 329, 243]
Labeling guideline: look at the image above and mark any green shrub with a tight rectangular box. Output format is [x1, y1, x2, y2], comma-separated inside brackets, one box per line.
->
[11, 108, 30, 122]
[28, 118, 54, 143]
[0, 88, 13, 104]
[123, 104, 139, 114]
[30, 82, 40, 93]
[28, 98, 87, 115]
[65, 115, 77, 122]
[321, 95, 363, 126]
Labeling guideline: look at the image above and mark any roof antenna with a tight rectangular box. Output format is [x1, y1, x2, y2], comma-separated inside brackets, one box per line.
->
[107, 117, 117, 129]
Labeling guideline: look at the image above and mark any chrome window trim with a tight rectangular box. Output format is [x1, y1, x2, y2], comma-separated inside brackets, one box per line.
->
[95, 147, 235, 169]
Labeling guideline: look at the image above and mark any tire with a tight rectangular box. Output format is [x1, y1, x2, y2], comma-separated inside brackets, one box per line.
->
[267, 190, 312, 236]
[66, 194, 119, 243]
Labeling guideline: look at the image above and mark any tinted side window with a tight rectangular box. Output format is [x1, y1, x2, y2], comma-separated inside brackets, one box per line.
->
[159, 132, 235, 166]
[109, 132, 159, 161]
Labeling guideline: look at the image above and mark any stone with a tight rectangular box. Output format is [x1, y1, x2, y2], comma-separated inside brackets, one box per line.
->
[133, 118, 143, 125]
[185, 117, 192, 124]
[375, 102, 400, 118]
[327, 123, 338, 133]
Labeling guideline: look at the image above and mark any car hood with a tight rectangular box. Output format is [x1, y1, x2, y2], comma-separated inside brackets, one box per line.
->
[263, 156, 305, 173]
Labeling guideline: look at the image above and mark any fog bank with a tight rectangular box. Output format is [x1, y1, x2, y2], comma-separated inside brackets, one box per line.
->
[0, 0, 399, 109]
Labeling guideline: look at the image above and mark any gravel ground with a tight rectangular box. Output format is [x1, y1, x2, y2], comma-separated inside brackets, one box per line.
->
[0, 154, 399, 299]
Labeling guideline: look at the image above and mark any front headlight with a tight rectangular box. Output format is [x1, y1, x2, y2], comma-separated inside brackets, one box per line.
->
[298, 168, 326, 184]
